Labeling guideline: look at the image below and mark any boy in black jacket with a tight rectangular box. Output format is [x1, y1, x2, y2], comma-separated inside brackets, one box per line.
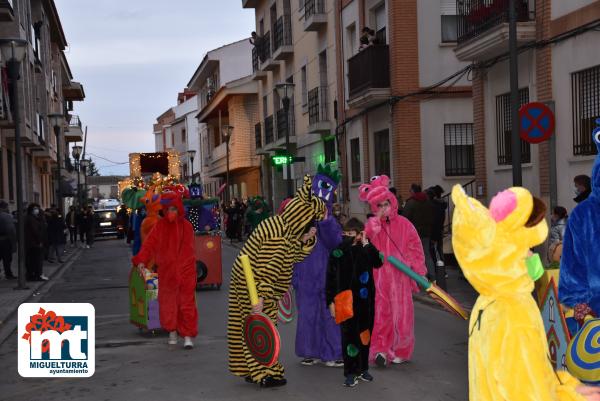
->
[326, 217, 383, 387]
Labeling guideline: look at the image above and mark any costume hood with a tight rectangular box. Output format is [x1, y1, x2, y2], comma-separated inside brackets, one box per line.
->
[160, 192, 185, 217]
[312, 163, 340, 211]
[358, 175, 399, 219]
[281, 175, 327, 237]
[451, 185, 548, 297]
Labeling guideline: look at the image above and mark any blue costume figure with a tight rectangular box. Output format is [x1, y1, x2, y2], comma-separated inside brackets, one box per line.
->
[559, 119, 600, 327]
[184, 183, 217, 232]
[132, 208, 145, 256]
[292, 164, 343, 365]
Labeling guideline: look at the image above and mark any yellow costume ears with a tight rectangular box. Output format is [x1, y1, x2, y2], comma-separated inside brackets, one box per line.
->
[451, 185, 548, 253]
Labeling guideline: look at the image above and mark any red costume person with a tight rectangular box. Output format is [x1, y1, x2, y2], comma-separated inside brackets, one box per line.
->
[132, 192, 198, 348]
[359, 175, 427, 366]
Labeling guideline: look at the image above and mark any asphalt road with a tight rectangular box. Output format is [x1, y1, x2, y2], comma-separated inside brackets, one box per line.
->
[0, 238, 469, 401]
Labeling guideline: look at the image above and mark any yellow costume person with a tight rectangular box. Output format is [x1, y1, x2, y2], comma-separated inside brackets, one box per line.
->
[451, 185, 587, 401]
[227, 175, 327, 387]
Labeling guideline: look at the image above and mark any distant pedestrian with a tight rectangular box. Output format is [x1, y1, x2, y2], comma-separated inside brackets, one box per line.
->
[46, 208, 66, 263]
[25, 203, 47, 281]
[573, 174, 591, 204]
[402, 184, 435, 279]
[427, 185, 448, 271]
[549, 206, 568, 245]
[0, 200, 16, 279]
[66, 206, 78, 247]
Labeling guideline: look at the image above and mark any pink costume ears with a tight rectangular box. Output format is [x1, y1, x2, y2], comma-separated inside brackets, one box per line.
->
[489, 190, 517, 223]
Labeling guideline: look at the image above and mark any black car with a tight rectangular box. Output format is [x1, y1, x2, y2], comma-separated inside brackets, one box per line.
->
[94, 209, 125, 238]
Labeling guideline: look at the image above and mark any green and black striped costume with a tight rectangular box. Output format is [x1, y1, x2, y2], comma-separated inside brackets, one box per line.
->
[227, 176, 326, 382]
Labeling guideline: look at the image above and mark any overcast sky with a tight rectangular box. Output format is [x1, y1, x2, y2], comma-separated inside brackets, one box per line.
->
[54, 1, 255, 176]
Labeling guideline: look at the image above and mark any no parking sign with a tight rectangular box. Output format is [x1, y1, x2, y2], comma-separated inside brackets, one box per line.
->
[519, 102, 555, 144]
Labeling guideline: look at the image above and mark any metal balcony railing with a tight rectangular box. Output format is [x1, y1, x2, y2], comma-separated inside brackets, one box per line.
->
[273, 14, 292, 52]
[457, 0, 532, 44]
[255, 122, 262, 149]
[264, 115, 274, 145]
[69, 114, 82, 129]
[305, 0, 325, 19]
[252, 46, 259, 72]
[308, 86, 329, 125]
[261, 31, 272, 63]
[275, 104, 295, 141]
[348, 44, 390, 98]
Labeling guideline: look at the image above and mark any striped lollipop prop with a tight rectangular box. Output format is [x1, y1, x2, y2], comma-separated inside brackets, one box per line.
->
[277, 287, 294, 323]
[240, 255, 281, 367]
[566, 318, 600, 384]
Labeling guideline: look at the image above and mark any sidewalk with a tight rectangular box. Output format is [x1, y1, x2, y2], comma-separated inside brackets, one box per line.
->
[0, 245, 82, 344]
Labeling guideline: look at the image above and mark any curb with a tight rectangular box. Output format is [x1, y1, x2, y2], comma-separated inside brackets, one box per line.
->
[0, 248, 83, 345]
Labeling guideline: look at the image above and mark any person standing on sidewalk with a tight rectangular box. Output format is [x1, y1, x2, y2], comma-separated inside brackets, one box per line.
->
[65, 206, 78, 247]
[132, 192, 198, 350]
[402, 184, 435, 280]
[85, 206, 97, 248]
[25, 203, 48, 281]
[0, 200, 16, 279]
[46, 208, 66, 263]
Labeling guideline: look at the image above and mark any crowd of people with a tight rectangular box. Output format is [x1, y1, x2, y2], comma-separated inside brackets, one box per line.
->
[0, 202, 99, 282]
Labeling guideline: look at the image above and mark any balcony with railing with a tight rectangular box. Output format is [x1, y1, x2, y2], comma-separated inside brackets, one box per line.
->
[65, 114, 83, 142]
[251, 46, 267, 81]
[273, 14, 293, 60]
[258, 31, 279, 71]
[264, 115, 274, 145]
[347, 45, 390, 109]
[455, 0, 535, 61]
[275, 104, 295, 141]
[308, 86, 331, 134]
[304, 0, 327, 32]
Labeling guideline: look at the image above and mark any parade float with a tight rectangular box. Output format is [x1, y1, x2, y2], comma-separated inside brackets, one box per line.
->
[119, 151, 222, 333]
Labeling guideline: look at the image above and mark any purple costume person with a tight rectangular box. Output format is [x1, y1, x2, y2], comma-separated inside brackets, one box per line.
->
[292, 164, 342, 363]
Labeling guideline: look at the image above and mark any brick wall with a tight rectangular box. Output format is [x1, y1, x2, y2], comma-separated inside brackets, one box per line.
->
[473, 70, 487, 200]
[536, 0, 552, 198]
[228, 94, 261, 171]
[389, 0, 422, 198]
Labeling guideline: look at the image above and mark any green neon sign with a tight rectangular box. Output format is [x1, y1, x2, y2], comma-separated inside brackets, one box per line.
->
[272, 155, 292, 166]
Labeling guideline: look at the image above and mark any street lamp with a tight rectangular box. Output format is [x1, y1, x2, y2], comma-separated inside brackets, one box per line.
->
[1, 38, 30, 290]
[72, 145, 82, 207]
[187, 149, 197, 181]
[48, 113, 64, 215]
[275, 82, 295, 196]
[80, 158, 90, 206]
[222, 125, 233, 203]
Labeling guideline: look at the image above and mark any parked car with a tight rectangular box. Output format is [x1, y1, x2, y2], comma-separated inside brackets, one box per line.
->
[94, 209, 125, 238]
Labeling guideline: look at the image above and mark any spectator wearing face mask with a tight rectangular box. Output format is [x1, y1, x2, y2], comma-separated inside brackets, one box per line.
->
[25, 203, 48, 281]
[573, 174, 591, 204]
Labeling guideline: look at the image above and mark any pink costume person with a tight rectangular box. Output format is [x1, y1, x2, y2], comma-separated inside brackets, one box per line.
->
[359, 175, 427, 365]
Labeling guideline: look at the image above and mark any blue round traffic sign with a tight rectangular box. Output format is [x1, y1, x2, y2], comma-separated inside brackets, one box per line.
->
[519, 102, 555, 144]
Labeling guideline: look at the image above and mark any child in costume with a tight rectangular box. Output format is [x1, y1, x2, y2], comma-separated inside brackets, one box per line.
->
[132, 192, 198, 349]
[560, 124, 600, 327]
[326, 217, 383, 387]
[227, 175, 327, 387]
[451, 184, 600, 400]
[292, 164, 343, 367]
[359, 175, 427, 366]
